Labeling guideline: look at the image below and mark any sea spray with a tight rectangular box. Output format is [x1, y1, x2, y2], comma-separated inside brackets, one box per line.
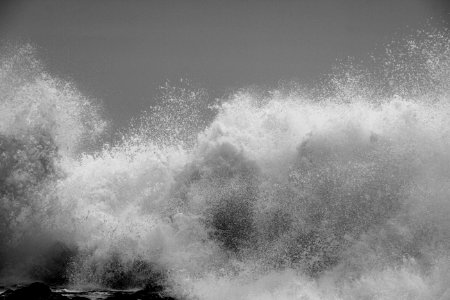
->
[0, 44, 105, 283]
[0, 30, 450, 300]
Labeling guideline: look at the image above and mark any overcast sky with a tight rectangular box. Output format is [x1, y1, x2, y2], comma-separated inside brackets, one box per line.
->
[0, 0, 449, 128]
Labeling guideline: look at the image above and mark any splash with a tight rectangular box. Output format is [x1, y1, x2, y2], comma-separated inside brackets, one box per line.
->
[1, 29, 450, 300]
[0, 44, 105, 283]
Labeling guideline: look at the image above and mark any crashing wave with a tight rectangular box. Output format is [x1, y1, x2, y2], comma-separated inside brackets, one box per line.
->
[1, 30, 450, 299]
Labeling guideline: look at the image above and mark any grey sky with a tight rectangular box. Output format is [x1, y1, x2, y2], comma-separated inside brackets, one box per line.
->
[0, 0, 448, 129]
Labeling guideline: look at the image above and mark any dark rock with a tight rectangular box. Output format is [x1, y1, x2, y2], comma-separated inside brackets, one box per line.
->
[0, 282, 50, 299]
[132, 288, 176, 300]
[0, 290, 14, 298]
[0, 282, 70, 300]
[105, 285, 176, 300]
[104, 292, 175, 300]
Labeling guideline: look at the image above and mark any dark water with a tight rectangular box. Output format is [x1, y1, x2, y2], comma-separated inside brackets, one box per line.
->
[1, 285, 129, 300]
[0, 283, 157, 299]
[1, 29, 450, 299]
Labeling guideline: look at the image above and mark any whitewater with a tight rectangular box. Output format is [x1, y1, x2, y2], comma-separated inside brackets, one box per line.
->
[1, 29, 450, 300]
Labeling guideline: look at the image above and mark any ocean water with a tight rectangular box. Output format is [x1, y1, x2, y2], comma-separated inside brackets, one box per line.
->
[1, 29, 450, 299]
